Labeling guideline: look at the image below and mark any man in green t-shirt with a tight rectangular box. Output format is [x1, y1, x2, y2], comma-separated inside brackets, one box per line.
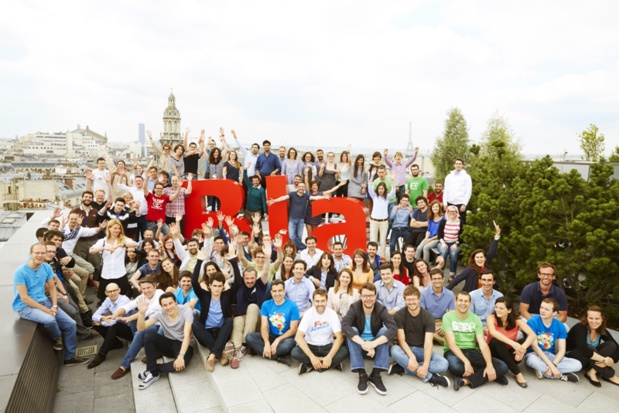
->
[405, 164, 428, 206]
[443, 291, 508, 390]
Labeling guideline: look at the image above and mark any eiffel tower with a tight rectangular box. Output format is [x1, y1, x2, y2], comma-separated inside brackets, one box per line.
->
[405, 121, 413, 153]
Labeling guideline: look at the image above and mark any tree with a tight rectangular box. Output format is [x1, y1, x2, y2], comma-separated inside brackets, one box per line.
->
[609, 146, 619, 162]
[579, 124, 605, 162]
[462, 114, 523, 287]
[431, 108, 470, 182]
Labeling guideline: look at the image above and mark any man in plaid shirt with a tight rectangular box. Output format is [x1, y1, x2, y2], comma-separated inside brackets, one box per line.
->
[164, 174, 193, 233]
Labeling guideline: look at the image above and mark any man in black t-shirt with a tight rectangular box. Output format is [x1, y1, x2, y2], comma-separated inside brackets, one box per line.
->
[388, 285, 450, 387]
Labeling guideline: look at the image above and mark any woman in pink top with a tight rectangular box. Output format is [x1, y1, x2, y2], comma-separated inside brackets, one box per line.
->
[486, 297, 536, 388]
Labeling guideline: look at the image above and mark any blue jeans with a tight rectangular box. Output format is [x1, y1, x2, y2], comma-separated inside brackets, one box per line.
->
[389, 227, 410, 255]
[390, 345, 449, 382]
[438, 242, 460, 273]
[346, 327, 390, 372]
[288, 218, 305, 250]
[445, 349, 508, 388]
[146, 220, 169, 236]
[524, 352, 582, 377]
[18, 299, 77, 360]
[245, 332, 296, 357]
[121, 325, 157, 369]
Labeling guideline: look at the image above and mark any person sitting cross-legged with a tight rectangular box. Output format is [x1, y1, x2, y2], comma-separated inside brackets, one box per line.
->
[246, 279, 301, 366]
[292, 288, 349, 374]
[388, 285, 450, 388]
[136, 292, 194, 389]
[444, 291, 509, 390]
[342, 283, 397, 396]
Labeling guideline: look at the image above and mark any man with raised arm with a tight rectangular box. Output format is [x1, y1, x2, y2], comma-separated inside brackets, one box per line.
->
[232, 130, 259, 177]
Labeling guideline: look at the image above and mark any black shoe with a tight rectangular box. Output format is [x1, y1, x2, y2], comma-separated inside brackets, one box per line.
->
[87, 354, 105, 369]
[388, 363, 404, 376]
[64, 356, 90, 367]
[585, 372, 601, 388]
[560, 373, 579, 383]
[368, 374, 387, 395]
[496, 375, 509, 385]
[357, 373, 369, 395]
[298, 363, 313, 375]
[602, 376, 619, 386]
[454, 377, 465, 391]
[333, 363, 343, 372]
[428, 373, 450, 388]
[275, 354, 291, 367]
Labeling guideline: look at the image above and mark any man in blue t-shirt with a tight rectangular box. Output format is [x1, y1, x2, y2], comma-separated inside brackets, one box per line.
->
[246, 280, 300, 365]
[267, 182, 330, 250]
[524, 298, 581, 382]
[13, 243, 87, 366]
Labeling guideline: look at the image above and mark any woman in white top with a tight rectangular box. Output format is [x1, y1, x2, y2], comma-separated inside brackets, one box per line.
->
[336, 149, 352, 197]
[90, 219, 137, 301]
[327, 268, 360, 320]
[367, 171, 396, 258]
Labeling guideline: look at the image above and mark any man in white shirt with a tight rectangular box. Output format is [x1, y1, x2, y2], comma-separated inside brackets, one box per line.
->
[299, 236, 323, 269]
[88, 282, 132, 369]
[109, 276, 164, 380]
[232, 130, 259, 177]
[292, 288, 348, 374]
[443, 158, 472, 226]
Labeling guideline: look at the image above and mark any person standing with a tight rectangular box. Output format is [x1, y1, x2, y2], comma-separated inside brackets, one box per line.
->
[255, 140, 281, 188]
[443, 158, 472, 226]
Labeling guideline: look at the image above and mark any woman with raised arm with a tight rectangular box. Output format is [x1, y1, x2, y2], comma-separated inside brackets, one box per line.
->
[447, 220, 501, 292]
[348, 154, 367, 201]
[169, 144, 185, 178]
[486, 296, 536, 388]
[327, 268, 360, 320]
[365, 151, 383, 213]
[567, 306, 619, 387]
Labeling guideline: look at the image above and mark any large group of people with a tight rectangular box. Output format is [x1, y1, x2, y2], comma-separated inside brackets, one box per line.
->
[15, 133, 619, 397]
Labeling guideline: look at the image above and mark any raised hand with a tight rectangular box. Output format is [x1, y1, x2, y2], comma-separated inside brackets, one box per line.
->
[147, 130, 153, 140]
[252, 212, 261, 224]
[53, 208, 62, 218]
[206, 217, 214, 228]
[137, 296, 149, 314]
[197, 246, 209, 261]
[157, 219, 163, 228]
[224, 215, 234, 228]
[493, 220, 501, 235]
[231, 130, 237, 139]
[85, 169, 93, 180]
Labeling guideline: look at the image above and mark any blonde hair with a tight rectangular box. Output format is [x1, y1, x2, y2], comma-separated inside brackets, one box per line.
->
[106, 219, 126, 244]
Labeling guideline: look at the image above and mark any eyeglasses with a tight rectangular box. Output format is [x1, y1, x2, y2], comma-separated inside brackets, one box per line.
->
[539, 273, 554, 277]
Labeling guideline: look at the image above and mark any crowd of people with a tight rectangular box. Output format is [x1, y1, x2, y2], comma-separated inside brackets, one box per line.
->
[14, 131, 619, 396]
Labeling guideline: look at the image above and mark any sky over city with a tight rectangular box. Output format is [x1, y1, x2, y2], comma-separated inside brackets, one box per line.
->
[1, 0, 618, 157]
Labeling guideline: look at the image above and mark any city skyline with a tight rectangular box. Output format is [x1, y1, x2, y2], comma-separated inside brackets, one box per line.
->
[1, 1, 618, 158]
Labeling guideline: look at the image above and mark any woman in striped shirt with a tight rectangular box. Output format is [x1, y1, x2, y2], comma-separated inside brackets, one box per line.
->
[437, 205, 463, 278]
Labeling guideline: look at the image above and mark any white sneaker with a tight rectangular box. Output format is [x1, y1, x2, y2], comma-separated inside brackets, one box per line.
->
[138, 371, 160, 390]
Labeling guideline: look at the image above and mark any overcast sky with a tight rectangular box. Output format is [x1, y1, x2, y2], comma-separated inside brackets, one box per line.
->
[1, 0, 618, 157]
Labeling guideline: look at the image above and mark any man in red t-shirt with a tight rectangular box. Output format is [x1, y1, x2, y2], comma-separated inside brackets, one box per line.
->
[143, 181, 181, 235]
[427, 181, 443, 205]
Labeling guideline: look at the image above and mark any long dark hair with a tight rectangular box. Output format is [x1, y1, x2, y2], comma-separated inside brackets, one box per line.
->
[581, 305, 608, 335]
[209, 147, 222, 165]
[467, 248, 486, 275]
[353, 154, 365, 178]
[494, 296, 517, 331]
